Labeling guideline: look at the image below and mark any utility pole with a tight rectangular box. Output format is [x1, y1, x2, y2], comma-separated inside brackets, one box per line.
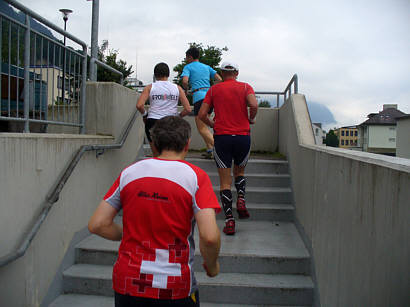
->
[90, 0, 99, 81]
[59, 9, 72, 104]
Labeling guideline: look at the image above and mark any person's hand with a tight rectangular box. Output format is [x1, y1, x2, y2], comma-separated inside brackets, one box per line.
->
[203, 261, 220, 277]
[249, 117, 255, 124]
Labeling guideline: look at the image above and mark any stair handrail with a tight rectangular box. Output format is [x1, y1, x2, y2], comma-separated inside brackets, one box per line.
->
[255, 74, 298, 107]
[0, 109, 140, 267]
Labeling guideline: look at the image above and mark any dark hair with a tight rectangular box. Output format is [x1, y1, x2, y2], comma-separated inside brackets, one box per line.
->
[186, 47, 200, 60]
[154, 62, 170, 78]
[150, 116, 191, 154]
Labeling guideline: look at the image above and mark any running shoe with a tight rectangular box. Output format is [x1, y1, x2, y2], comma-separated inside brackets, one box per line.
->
[201, 151, 213, 159]
[223, 218, 235, 235]
[236, 197, 250, 219]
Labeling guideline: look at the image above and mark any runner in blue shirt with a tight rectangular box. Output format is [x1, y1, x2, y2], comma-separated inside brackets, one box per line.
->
[181, 47, 222, 159]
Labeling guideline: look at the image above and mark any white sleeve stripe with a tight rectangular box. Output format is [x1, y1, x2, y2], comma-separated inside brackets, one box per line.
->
[120, 159, 199, 197]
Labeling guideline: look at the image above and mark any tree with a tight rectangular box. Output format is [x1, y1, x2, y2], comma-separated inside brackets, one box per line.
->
[173, 42, 228, 84]
[324, 129, 339, 147]
[95, 40, 133, 85]
[258, 100, 271, 108]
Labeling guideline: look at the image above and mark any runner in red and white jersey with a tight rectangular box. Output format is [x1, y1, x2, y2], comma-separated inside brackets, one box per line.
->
[89, 116, 221, 306]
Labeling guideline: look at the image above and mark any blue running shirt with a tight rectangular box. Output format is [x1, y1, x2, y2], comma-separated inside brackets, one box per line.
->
[181, 62, 216, 103]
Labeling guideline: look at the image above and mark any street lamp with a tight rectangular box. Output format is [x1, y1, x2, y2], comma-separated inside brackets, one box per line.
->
[59, 8, 72, 105]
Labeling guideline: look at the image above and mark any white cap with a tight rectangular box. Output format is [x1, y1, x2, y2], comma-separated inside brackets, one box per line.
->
[220, 61, 239, 71]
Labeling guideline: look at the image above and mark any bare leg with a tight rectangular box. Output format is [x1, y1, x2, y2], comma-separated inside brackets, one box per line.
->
[195, 116, 214, 150]
[218, 168, 232, 191]
[233, 165, 245, 178]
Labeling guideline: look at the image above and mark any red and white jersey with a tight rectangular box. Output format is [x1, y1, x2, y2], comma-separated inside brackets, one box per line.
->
[104, 158, 220, 299]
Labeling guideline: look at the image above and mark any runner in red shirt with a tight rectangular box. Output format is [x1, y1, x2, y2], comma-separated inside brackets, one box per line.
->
[88, 116, 221, 306]
[199, 62, 258, 235]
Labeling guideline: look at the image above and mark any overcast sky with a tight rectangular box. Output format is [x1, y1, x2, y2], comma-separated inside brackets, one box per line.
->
[16, 0, 410, 129]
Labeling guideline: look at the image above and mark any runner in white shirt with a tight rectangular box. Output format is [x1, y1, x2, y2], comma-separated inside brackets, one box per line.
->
[137, 62, 192, 156]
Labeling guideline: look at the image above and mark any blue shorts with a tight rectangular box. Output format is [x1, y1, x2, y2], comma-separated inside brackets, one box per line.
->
[213, 135, 251, 169]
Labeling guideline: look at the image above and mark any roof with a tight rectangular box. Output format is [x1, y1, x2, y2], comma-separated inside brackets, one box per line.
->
[396, 114, 410, 121]
[359, 107, 407, 126]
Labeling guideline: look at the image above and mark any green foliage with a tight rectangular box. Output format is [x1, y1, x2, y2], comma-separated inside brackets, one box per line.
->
[173, 42, 228, 84]
[258, 100, 271, 108]
[96, 40, 133, 85]
[324, 129, 339, 147]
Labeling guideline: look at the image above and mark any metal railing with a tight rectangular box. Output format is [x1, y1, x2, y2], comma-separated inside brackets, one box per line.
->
[255, 74, 298, 108]
[91, 57, 123, 85]
[1, 0, 87, 133]
[0, 108, 140, 267]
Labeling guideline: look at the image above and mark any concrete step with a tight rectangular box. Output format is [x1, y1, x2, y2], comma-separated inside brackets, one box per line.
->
[208, 172, 291, 187]
[50, 294, 310, 307]
[215, 203, 294, 222]
[62, 264, 313, 306]
[76, 221, 309, 275]
[49, 294, 114, 307]
[214, 186, 292, 204]
[186, 158, 289, 174]
[62, 264, 312, 305]
[196, 271, 313, 306]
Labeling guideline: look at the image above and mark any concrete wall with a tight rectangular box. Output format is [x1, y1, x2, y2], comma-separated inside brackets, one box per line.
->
[183, 107, 278, 152]
[0, 82, 145, 307]
[396, 117, 410, 159]
[279, 94, 410, 307]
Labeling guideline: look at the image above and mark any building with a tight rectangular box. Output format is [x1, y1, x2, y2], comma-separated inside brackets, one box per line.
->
[396, 115, 410, 159]
[358, 104, 407, 156]
[126, 77, 145, 92]
[337, 125, 358, 148]
[312, 122, 325, 145]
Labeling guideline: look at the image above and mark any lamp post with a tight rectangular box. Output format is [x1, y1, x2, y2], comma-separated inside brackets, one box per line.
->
[59, 9, 72, 105]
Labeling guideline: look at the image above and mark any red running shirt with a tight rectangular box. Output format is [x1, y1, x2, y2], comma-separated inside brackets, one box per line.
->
[104, 158, 220, 299]
[203, 79, 255, 135]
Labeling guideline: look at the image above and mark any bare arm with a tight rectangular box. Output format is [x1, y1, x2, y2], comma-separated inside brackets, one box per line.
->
[178, 85, 192, 117]
[198, 102, 214, 127]
[246, 93, 258, 124]
[195, 208, 220, 277]
[182, 76, 189, 90]
[88, 200, 122, 241]
[136, 85, 152, 115]
[213, 73, 222, 84]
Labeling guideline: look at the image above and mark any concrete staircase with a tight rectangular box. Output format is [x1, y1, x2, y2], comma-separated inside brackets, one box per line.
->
[50, 157, 314, 306]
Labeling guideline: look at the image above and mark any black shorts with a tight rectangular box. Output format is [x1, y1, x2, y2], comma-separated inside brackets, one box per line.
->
[145, 118, 157, 142]
[213, 134, 251, 169]
[115, 290, 200, 307]
[193, 99, 213, 116]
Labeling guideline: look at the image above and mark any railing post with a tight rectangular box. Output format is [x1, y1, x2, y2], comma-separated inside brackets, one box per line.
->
[80, 46, 87, 134]
[90, 0, 99, 81]
[293, 74, 298, 94]
[23, 14, 30, 132]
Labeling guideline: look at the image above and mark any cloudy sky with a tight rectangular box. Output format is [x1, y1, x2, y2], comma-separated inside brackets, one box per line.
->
[16, 0, 410, 129]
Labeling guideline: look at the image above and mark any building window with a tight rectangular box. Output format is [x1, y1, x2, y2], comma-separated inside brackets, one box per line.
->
[341, 140, 344, 145]
[355, 131, 358, 136]
[389, 138, 395, 142]
[350, 140, 354, 145]
[341, 130, 345, 136]
[350, 131, 353, 136]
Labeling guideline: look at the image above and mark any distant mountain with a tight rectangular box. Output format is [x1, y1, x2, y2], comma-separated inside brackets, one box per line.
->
[0, 1, 57, 40]
[257, 96, 336, 126]
[306, 101, 336, 126]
